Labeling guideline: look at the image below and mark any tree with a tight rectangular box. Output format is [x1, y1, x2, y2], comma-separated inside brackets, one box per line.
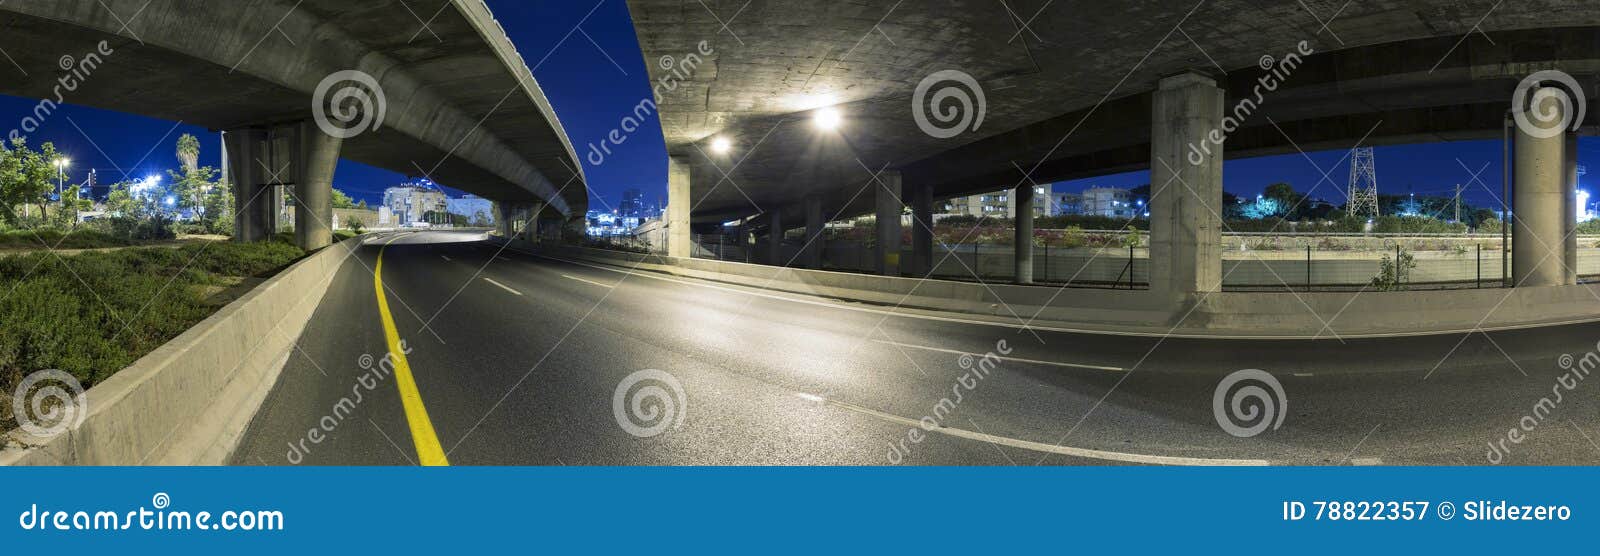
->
[332, 188, 356, 209]
[0, 138, 60, 226]
[176, 133, 200, 174]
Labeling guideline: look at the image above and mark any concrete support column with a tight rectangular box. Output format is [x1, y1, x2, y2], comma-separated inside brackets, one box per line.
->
[1513, 89, 1573, 287]
[1149, 71, 1224, 297]
[1014, 183, 1035, 284]
[803, 195, 824, 269]
[1510, 90, 1574, 285]
[223, 128, 271, 242]
[526, 202, 545, 242]
[1564, 132, 1579, 285]
[911, 183, 934, 277]
[494, 203, 512, 237]
[667, 155, 692, 258]
[768, 211, 784, 265]
[875, 171, 904, 276]
[294, 121, 341, 251]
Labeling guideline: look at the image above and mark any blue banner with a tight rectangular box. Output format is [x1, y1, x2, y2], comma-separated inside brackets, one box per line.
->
[0, 467, 1589, 552]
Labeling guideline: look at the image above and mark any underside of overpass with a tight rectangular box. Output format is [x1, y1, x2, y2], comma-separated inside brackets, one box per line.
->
[0, 0, 586, 249]
[626, 0, 1600, 288]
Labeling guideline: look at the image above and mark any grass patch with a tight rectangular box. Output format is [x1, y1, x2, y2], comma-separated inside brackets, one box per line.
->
[0, 229, 136, 251]
[0, 239, 305, 432]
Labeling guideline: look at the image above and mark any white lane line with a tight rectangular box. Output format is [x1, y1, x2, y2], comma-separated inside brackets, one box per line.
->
[1349, 457, 1384, 466]
[869, 339, 1125, 372]
[796, 393, 1270, 466]
[441, 255, 452, 262]
[482, 277, 524, 296]
[562, 274, 615, 288]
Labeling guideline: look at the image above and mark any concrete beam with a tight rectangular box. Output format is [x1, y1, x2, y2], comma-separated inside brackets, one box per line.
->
[1149, 72, 1224, 297]
[875, 171, 904, 276]
[1513, 88, 1573, 287]
[667, 155, 692, 258]
[1014, 182, 1035, 284]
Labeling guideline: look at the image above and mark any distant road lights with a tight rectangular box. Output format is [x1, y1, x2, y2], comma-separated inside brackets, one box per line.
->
[813, 106, 843, 131]
[710, 136, 732, 154]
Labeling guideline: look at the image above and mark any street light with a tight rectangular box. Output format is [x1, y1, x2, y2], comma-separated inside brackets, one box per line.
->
[711, 136, 732, 154]
[53, 158, 70, 198]
[813, 106, 842, 131]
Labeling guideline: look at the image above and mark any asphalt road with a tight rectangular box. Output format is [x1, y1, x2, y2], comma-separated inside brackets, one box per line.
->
[235, 230, 1600, 466]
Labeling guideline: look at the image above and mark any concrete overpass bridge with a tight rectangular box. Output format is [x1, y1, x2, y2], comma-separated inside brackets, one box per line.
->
[629, 0, 1600, 289]
[0, 0, 585, 250]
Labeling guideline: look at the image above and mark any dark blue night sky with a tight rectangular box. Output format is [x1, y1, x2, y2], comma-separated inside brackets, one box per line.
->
[0, 1, 1590, 214]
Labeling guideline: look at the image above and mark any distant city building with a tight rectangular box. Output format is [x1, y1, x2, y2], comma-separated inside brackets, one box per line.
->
[447, 194, 495, 225]
[1048, 192, 1083, 216]
[939, 184, 1055, 219]
[618, 188, 645, 219]
[1081, 187, 1138, 218]
[382, 180, 448, 226]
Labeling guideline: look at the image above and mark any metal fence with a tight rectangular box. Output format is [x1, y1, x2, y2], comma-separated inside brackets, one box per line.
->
[655, 232, 1600, 292]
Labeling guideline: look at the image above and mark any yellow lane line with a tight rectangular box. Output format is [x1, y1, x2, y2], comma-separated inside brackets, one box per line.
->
[375, 236, 450, 466]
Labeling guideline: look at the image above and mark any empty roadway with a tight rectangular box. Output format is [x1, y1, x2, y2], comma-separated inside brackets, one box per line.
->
[234, 230, 1600, 466]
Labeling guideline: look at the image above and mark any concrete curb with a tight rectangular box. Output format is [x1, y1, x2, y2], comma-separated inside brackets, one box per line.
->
[513, 240, 1600, 339]
[0, 236, 364, 466]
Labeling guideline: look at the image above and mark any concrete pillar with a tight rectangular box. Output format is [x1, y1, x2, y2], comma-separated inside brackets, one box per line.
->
[223, 128, 271, 242]
[768, 211, 784, 265]
[667, 155, 692, 258]
[875, 171, 904, 276]
[1149, 71, 1224, 296]
[1513, 88, 1572, 287]
[911, 183, 934, 277]
[1014, 183, 1035, 284]
[294, 121, 341, 251]
[1564, 132, 1579, 285]
[494, 202, 511, 237]
[803, 195, 824, 269]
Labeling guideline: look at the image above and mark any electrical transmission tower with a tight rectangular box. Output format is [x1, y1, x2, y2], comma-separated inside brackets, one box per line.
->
[1347, 147, 1380, 220]
[1454, 183, 1464, 223]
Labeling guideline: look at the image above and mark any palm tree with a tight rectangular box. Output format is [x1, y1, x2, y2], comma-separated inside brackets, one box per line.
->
[176, 133, 200, 174]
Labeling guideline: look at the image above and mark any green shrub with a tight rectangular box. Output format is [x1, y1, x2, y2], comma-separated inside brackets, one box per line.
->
[0, 240, 306, 431]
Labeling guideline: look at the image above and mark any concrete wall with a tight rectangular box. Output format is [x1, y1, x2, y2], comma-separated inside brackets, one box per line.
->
[0, 237, 362, 466]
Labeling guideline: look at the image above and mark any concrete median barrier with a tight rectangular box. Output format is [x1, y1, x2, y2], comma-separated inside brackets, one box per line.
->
[0, 237, 363, 466]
